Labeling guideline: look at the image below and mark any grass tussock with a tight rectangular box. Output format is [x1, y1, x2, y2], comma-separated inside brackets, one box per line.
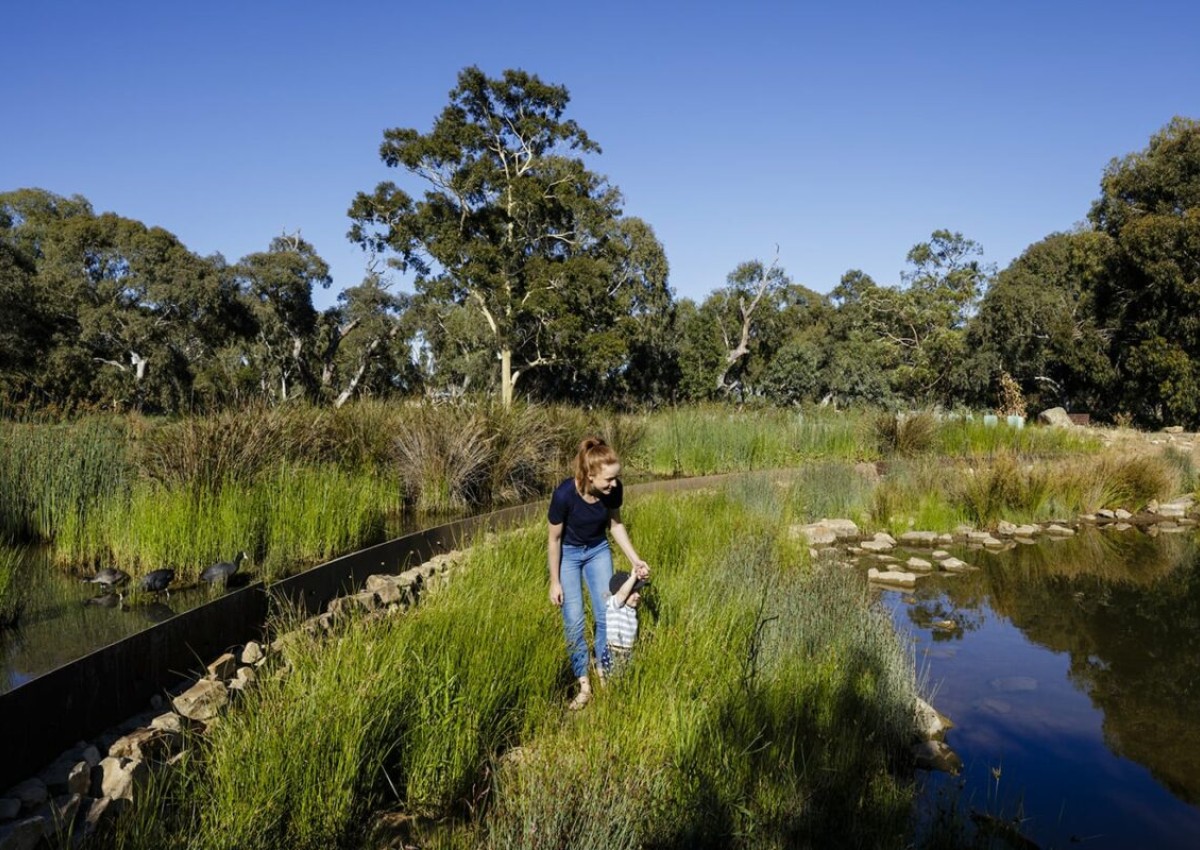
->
[135, 403, 322, 489]
[105, 482, 921, 850]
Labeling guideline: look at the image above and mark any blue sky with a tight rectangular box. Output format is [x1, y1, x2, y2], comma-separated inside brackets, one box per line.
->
[4, 1, 1198, 310]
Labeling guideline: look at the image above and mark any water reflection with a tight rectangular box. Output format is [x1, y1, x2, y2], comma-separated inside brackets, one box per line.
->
[884, 527, 1200, 848]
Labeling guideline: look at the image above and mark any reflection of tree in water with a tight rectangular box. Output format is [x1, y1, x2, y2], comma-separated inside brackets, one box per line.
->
[902, 580, 985, 640]
[944, 528, 1200, 804]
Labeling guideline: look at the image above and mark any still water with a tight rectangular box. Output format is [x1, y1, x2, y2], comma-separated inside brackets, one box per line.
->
[880, 527, 1200, 849]
[0, 547, 219, 693]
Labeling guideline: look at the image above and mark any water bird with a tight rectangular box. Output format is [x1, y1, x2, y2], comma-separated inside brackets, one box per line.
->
[82, 568, 130, 591]
[200, 551, 247, 586]
[139, 568, 176, 598]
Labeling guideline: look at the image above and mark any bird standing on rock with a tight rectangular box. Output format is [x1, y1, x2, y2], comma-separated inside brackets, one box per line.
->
[200, 551, 247, 586]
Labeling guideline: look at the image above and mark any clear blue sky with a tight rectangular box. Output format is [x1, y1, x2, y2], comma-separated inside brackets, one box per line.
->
[4, 1, 1198, 310]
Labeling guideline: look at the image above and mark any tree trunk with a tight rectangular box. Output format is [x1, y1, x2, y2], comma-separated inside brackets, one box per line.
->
[501, 348, 513, 407]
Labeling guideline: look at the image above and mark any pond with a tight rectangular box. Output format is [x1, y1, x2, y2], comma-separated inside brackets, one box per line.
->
[0, 513, 434, 695]
[881, 526, 1200, 849]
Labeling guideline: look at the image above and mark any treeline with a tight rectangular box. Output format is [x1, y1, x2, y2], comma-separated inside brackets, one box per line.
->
[1, 67, 1197, 426]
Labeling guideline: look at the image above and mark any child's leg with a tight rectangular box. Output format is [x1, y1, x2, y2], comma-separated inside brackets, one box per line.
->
[582, 542, 614, 672]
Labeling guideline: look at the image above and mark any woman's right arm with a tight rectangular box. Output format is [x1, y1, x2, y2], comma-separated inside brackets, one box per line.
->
[548, 521, 564, 606]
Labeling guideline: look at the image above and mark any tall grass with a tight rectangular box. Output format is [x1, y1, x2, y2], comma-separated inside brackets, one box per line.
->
[632, 405, 872, 476]
[0, 542, 28, 630]
[105, 482, 922, 850]
[54, 465, 396, 580]
[0, 418, 131, 541]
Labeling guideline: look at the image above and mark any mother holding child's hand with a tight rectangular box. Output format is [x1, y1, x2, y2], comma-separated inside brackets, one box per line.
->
[548, 436, 649, 710]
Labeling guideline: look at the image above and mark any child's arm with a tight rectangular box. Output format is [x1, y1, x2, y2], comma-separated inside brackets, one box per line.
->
[610, 570, 639, 607]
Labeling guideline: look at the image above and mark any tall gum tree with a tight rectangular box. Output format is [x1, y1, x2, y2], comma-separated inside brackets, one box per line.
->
[348, 66, 636, 406]
[1088, 116, 1200, 426]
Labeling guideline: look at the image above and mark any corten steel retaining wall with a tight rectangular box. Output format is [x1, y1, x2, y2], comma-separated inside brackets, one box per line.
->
[0, 474, 740, 790]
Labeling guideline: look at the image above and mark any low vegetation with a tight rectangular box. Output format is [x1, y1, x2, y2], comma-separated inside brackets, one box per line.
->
[101, 483, 921, 850]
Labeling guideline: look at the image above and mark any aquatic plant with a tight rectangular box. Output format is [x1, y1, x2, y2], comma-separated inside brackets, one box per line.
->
[0, 543, 28, 630]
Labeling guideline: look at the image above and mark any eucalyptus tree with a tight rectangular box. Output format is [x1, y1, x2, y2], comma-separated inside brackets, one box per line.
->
[967, 230, 1116, 414]
[235, 233, 333, 402]
[349, 66, 666, 406]
[0, 188, 247, 412]
[325, 264, 420, 406]
[1087, 116, 1200, 426]
[862, 230, 991, 405]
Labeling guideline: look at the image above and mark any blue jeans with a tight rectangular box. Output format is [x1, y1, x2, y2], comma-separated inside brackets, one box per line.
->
[559, 540, 613, 678]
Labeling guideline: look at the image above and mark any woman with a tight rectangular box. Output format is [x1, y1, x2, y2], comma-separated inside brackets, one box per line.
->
[548, 436, 649, 710]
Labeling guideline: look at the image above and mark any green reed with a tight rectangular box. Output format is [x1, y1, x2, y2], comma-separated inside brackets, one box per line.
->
[0, 543, 28, 630]
[104, 481, 921, 850]
[631, 405, 872, 477]
[0, 418, 132, 542]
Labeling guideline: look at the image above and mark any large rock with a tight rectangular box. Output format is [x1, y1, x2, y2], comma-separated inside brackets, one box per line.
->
[899, 531, 939, 546]
[867, 568, 917, 588]
[0, 817, 44, 850]
[108, 726, 182, 762]
[206, 652, 239, 681]
[172, 678, 228, 722]
[790, 524, 836, 546]
[3, 782, 44, 811]
[913, 698, 953, 740]
[1038, 407, 1075, 427]
[240, 640, 264, 666]
[93, 757, 148, 802]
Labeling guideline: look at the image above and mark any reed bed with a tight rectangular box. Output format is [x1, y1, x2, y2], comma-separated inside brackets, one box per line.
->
[0, 418, 132, 542]
[0, 542, 27, 630]
[630, 405, 872, 477]
[103, 481, 922, 850]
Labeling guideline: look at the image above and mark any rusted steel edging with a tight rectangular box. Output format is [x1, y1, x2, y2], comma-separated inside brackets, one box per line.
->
[0, 472, 749, 789]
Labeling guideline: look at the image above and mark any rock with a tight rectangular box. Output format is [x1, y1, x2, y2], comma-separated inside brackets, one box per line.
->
[912, 740, 962, 774]
[940, 558, 973, 572]
[366, 575, 407, 605]
[899, 531, 938, 546]
[1155, 501, 1189, 518]
[867, 568, 917, 588]
[981, 536, 1006, 549]
[149, 712, 188, 735]
[859, 539, 893, 553]
[1013, 524, 1040, 538]
[790, 524, 836, 546]
[1096, 509, 1116, 519]
[172, 679, 228, 722]
[327, 591, 379, 619]
[240, 640, 264, 665]
[913, 697, 953, 740]
[206, 652, 239, 681]
[1115, 508, 1133, 520]
[1038, 407, 1074, 427]
[0, 798, 19, 822]
[931, 619, 960, 633]
[0, 817, 44, 850]
[1111, 522, 1134, 532]
[109, 726, 181, 762]
[906, 557, 934, 572]
[818, 518, 860, 540]
[1044, 524, 1075, 537]
[93, 757, 147, 802]
[996, 520, 1018, 536]
[931, 550, 951, 560]
[38, 755, 89, 796]
[4, 781, 44, 810]
[1163, 425, 1184, 434]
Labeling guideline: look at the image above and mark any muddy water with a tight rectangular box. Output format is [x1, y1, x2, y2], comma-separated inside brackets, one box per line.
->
[881, 527, 1200, 848]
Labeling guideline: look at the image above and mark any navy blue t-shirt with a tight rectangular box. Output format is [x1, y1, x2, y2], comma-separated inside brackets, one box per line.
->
[547, 477, 623, 546]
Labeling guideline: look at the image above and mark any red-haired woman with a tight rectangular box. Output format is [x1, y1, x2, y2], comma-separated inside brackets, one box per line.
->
[548, 436, 649, 710]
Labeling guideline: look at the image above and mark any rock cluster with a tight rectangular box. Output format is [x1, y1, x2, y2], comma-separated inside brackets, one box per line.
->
[0, 551, 463, 847]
